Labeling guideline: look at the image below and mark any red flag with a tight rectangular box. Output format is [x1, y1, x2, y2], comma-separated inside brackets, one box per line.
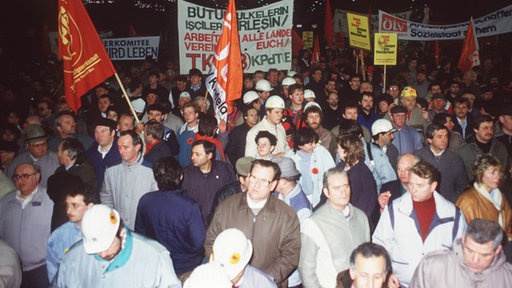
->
[128, 22, 138, 37]
[292, 30, 305, 57]
[58, 0, 116, 113]
[457, 18, 480, 73]
[205, 0, 242, 122]
[311, 35, 320, 63]
[324, 0, 333, 48]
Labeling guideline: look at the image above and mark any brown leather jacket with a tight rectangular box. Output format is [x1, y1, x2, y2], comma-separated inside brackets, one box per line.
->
[205, 193, 301, 288]
[456, 187, 512, 239]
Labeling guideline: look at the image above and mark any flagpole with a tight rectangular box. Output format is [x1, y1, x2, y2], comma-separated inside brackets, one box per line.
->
[383, 65, 387, 94]
[360, 50, 366, 81]
[113, 73, 140, 123]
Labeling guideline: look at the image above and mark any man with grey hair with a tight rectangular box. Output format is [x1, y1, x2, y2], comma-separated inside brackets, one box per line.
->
[0, 162, 53, 288]
[299, 167, 370, 288]
[410, 219, 512, 287]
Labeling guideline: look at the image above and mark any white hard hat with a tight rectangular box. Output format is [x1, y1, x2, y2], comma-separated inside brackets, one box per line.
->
[255, 79, 272, 92]
[211, 229, 253, 280]
[179, 91, 191, 99]
[282, 77, 296, 86]
[304, 89, 316, 99]
[243, 91, 259, 104]
[184, 263, 232, 288]
[81, 204, 121, 254]
[265, 95, 285, 109]
[371, 118, 396, 136]
[304, 101, 322, 112]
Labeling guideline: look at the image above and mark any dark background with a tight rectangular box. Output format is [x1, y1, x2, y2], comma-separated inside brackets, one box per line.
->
[1, 0, 510, 71]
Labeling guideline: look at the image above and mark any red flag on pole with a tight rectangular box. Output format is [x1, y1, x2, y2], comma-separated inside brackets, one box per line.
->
[434, 40, 440, 66]
[205, 0, 242, 122]
[324, 0, 333, 49]
[58, 0, 116, 113]
[457, 18, 480, 73]
[292, 30, 305, 57]
[311, 35, 320, 63]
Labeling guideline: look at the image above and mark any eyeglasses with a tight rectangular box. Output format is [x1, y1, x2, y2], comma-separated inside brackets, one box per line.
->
[257, 143, 270, 147]
[12, 172, 37, 181]
[248, 175, 272, 188]
[65, 203, 86, 211]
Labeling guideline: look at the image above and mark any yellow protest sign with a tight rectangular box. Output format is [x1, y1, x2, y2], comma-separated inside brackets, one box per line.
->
[302, 31, 314, 48]
[346, 12, 371, 50]
[374, 33, 398, 65]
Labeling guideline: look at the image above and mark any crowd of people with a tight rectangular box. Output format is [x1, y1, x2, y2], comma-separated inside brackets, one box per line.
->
[0, 44, 512, 288]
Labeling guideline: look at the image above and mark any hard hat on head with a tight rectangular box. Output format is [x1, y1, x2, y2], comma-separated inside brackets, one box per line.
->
[400, 86, 417, 98]
[304, 101, 322, 112]
[372, 119, 396, 136]
[282, 77, 296, 86]
[81, 204, 121, 254]
[210, 228, 253, 280]
[304, 89, 316, 99]
[243, 91, 259, 104]
[255, 79, 272, 92]
[265, 95, 285, 109]
[184, 263, 232, 288]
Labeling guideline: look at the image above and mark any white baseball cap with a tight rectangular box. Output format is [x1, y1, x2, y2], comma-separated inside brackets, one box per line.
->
[282, 77, 296, 86]
[304, 89, 316, 99]
[371, 119, 396, 136]
[243, 91, 259, 104]
[81, 204, 121, 254]
[265, 95, 285, 109]
[210, 229, 253, 280]
[255, 79, 272, 92]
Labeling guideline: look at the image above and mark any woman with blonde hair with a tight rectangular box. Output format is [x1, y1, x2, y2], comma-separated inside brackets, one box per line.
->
[456, 154, 512, 239]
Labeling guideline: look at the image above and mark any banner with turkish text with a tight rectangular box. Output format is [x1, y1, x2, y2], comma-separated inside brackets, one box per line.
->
[178, 0, 293, 74]
[58, 0, 116, 113]
[205, 0, 242, 122]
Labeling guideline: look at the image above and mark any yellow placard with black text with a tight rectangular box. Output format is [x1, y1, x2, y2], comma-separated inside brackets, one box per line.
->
[346, 12, 371, 50]
[374, 33, 398, 65]
[302, 31, 314, 48]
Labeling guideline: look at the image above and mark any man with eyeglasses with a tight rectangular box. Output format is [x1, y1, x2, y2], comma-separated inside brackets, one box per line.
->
[5, 124, 59, 188]
[46, 182, 99, 283]
[0, 162, 53, 288]
[205, 159, 300, 288]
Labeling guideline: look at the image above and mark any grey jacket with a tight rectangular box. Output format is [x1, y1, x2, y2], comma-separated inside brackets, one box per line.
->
[410, 240, 512, 287]
[456, 137, 509, 182]
[100, 155, 157, 230]
[0, 186, 53, 271]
